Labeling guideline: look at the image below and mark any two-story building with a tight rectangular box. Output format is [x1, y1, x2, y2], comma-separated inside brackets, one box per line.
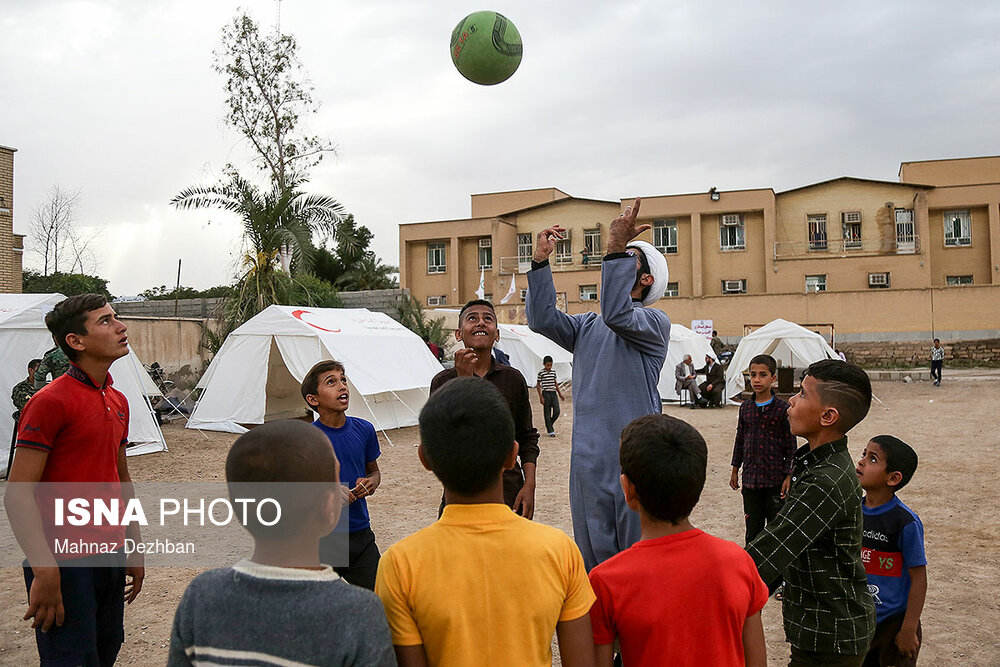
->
[399, 157, 1000, 342]
[0, 145, 24, 293]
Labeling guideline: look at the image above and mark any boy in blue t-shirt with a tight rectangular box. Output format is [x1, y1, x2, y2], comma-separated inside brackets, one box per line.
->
[302, 360, 383, 590]
[856, 435, 927, 666]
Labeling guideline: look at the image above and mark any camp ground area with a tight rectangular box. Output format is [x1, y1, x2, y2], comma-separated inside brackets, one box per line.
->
[0, 373, 996, 664]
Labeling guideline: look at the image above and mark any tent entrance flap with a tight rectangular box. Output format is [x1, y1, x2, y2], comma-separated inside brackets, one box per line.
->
[265, 338, 313, 422]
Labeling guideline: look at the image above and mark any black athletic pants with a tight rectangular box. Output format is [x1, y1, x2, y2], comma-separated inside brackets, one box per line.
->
[742, 485, 784, 545]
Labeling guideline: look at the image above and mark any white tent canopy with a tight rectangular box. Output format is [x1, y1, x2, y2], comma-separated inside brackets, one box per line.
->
[657, 323, 718, 402]
[187, 306, 443, 435]
[724, 318, 839, 401]
[495, 324, 573, 387]
[1, 293, 166, 474]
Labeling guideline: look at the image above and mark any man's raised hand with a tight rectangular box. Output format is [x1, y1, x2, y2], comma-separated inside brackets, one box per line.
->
[533, 226, 566, 263]
[608, 197, 651, 253]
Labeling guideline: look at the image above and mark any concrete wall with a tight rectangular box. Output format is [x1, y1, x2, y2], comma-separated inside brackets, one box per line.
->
[120, 317, 208, 384]
[842, 339, 1000, 368]
[114, 297, 225, 318]
[337, 289, 410, 318]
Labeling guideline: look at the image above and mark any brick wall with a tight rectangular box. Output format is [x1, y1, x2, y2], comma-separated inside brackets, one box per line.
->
[0, 146, 18, 293]
[337, 289, 410, 319]
[841, 339, 1000, 368]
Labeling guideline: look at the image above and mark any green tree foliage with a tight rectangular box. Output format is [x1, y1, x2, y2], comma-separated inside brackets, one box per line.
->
[22, 270, 110, 298]
[139, 285, 232, 300]
[215, 12, 334, 191]
[311, 215, 398, 291]
[396, 296, 448, 349]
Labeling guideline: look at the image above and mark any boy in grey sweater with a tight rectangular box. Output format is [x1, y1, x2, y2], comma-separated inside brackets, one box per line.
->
[168, 420, 395, 667]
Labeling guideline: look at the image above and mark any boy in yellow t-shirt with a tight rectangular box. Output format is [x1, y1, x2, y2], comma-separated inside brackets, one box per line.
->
[375, 377, 596, 667]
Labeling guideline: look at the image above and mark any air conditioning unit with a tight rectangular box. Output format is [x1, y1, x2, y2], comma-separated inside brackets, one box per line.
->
[721, 214, 742, 226]
[868, 273, 888, 287]
[427, 295, 445, 306]
[723, 280, 745, 293]
[478, 238, 492, 248]
[580, 294, 597, 301]
[842, 211, 861, 224]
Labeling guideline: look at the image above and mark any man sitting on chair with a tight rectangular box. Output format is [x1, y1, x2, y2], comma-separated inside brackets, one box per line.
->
[675, 355, 707, 408]
[697, 354, 726, 406]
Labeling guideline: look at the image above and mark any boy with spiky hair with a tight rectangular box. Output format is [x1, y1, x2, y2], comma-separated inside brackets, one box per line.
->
[376, 378, 596, 667]
[589, 414, 768, 666]
[747, 359, 877, 666]
[301, 360, 383, 590]
[168, 420, 395, 667]
[856, 435, 926, 666]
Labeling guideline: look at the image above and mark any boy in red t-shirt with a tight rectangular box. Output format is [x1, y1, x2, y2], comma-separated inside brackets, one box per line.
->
[6, 294, 144, 666]
[588, 414, 768, 666]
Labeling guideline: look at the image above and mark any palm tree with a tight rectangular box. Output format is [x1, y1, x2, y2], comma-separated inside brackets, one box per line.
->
[334, 253, 398, 291]
[171, 170, 345, 318]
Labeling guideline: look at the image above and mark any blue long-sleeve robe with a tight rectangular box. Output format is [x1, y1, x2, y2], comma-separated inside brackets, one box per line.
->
[527, 255, 670, 570]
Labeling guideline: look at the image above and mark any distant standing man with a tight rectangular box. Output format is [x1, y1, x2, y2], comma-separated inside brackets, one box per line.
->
[711, 330, 726, 358]
[930, 338, 944, 386]
[527, 197, 671, 570]
[7, 359, 41, 477]
[33, 345, 70, 390]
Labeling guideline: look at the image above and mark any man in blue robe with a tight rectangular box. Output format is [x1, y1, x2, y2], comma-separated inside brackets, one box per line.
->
[527, 197, 671, 570]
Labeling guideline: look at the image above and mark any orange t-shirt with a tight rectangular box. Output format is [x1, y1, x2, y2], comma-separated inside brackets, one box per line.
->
[589, 529, 768, 666]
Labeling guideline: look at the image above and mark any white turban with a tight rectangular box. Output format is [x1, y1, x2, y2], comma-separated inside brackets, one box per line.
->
[626, 240, 669, 307]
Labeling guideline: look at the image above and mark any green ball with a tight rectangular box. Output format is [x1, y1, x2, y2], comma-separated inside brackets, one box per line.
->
[450, 11, 523, 86]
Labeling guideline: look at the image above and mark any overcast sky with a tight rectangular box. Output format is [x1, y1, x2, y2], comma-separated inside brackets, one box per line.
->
[3, 0, 999, 295]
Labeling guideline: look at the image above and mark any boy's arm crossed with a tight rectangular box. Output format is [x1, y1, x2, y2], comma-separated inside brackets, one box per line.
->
[897, 565, 927, 658]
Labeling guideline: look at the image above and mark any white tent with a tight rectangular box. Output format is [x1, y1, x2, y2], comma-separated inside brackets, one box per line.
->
[657, 323, 718, 402]
[495, 324, 573, 387]
[187, 306, 443, 434]
[724, 318, 839, 401]
[1, 293, 166, 474]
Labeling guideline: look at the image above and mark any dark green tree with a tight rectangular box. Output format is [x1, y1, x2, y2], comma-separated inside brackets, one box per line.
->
[22, 270, 110, 298]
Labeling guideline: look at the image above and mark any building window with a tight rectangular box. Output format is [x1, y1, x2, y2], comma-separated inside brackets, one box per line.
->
[721, 279, 747, 294]
[665, 282, 679, 297]
[719, 214, 745, 251]
[517, 233, 533, 268]
[519, 288, 528, 301]
[841, 211, 862, 249]
[653, 219, 678, 253]
[555, 230, 573, 265]
[483, 293, 492, 303]
[944, 210, 972, 246]
[579, 284, 598, 301]
[946, 275, 973, 285]
[583, 228, 601, 254]
[427, 243, 446, 273]
[868, 272, 890, 289]
[477, 238, 492, 270]
[808, 214, 828, 251]
[805, 275, 827, 293]
[427, 295, 447, 306]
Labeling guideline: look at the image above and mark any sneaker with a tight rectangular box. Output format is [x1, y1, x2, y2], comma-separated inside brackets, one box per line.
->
[547, 432, 556, 437]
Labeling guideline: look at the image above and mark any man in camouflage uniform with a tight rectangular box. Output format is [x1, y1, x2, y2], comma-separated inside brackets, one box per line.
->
[8, 358, 41, 478]
[33, 346, 70, 389]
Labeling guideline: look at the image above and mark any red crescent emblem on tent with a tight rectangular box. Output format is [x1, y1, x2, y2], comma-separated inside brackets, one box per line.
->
[291, 309, 340, 333]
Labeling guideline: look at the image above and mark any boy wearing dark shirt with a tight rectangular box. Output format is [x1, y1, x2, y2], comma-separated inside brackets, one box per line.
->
[729, 354, 797, 544]
[857, 435, 926, 667]
[747, 359, 876, 666]
[301, 360, 383, 590]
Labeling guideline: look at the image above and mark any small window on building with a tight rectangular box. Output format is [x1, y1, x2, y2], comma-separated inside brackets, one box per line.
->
[653, 219, 678, 253]
[517, 233, 533, 269]
[483, 293, 492, 303]
[579, 284, 598, 301]
[519, 288, 528, 301]
[719, 214, 745, 251]
[944, 210, 972, 246]
[665, 282, 679, 297]
[841, 211, 862, 249]
[427, 295, 447, 306]
[427, 242, 446, 273]
[555, 230, 573, 265]
[946, 275, 973, 286]
[584, 228, 601, 254]
[808, 214, 828, 251]
[805, 275, 827, 293]
[721, 279, 747, 294]
[477, 238, 492, 270]
[868, 272, 890, 289]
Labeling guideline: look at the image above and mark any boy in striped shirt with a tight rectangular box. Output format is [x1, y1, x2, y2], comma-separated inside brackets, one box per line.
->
[536, 356, 565, 437]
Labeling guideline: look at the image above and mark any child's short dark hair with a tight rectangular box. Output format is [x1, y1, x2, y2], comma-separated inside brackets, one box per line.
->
[226, 420, 338, 540]
[543, 355, 553, 364]
[870, 435, 918, 491]
[419, 377, 514, 496]
[29, 358, 42, 369]
[44, 294, 108, 361]
[300, 360, 346, 409]
[749, 354, 777, 375]
[620, 414, 707, 524]
[804, 359, 872, 433]
[459, 299, 495, 320]
[933, 338, 940, 343]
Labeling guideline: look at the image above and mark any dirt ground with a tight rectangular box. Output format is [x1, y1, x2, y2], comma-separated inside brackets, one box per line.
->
[1, 375, 998, 665]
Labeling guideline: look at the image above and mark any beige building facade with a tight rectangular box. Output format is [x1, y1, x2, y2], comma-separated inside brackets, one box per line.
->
[399, 158, 1000, 342]
[0, 145, 24, 293]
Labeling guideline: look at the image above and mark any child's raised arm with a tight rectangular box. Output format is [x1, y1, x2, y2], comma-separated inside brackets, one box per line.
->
[556, 614, 597, 667]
